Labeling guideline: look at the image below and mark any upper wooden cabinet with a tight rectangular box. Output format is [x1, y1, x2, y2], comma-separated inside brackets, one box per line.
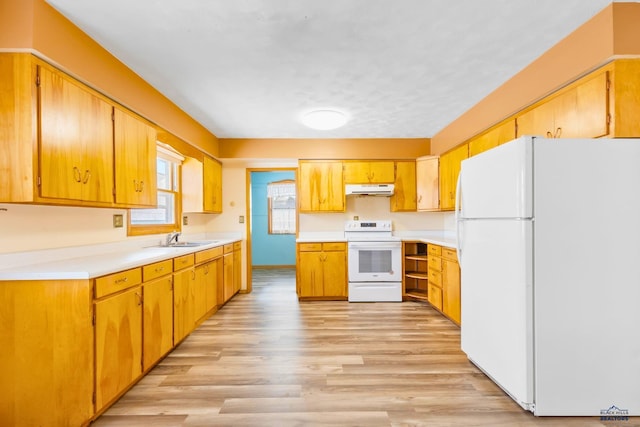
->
[298, 161, 345, 212]
[204, 156, 223, 213]
[183, 155, 223, 213]
[439, 143, 468, 211]
[469, 120, 516, 157]
[113, 107, 157, 207]
[0, 53, 161, 209]
[38, 64, 114, 204]
[517, 70, 609, 140]
[416, 156, 439, 211]
[343, 161, 395, 183]
[390, 161, 416, 212]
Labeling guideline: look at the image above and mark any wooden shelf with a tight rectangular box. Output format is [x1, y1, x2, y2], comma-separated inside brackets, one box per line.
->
[405, 288, 428, 298]
[405, 254, 427, 261]
[405, 272, 428, 280]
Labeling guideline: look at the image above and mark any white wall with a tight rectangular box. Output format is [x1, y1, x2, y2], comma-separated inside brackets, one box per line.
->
[299, 196, 445, 233]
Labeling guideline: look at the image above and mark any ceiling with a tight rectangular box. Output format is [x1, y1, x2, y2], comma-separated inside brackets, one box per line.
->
[46, 0, 616, 139]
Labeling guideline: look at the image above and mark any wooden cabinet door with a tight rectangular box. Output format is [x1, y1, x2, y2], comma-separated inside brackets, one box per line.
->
[298, 251, 324, 297]
[38, 66, 113, 203]
[207, 258, 221, 312]
[233, 244, 242, 293]
[343, 161, 394, 183]
[114, 107, 157, 207]
[322, 250, 347, 297]
[469, 120, 516, 157]
[442, 258, 461, 325]
[390, 161, 416, 212]
[95, 286, 142, 411]
[142, 276, 173, 371]
[173, 268, 196, 343]
[559, 71, 609, 139]
[194, 263, 211, 323]
[203, 156, 222, 213]
[416, 157, 439, 211]
[439, 143, 468, 210]
[299, 161, 344, 212]
[223, 252, 234, 303]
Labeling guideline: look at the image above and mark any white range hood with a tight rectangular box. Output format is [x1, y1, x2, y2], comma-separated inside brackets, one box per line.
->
[345, 184, 394, 197]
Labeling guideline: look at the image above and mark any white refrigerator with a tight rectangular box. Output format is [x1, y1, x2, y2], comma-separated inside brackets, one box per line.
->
[456, 136, 640, 416]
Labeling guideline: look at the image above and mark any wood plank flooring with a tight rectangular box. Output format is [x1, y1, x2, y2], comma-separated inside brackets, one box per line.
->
[93, 269, 638, 426]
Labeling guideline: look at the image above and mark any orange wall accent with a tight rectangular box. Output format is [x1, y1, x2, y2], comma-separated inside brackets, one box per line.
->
[218, 138, 430, 160]
[1, 0, 219, 158]
[431, 3, 640, 155]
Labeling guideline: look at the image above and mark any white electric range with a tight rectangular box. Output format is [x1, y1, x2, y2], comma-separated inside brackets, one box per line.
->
[344, 220, 402, 302]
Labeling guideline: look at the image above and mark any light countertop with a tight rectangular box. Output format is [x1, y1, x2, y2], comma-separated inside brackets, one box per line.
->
[297, 230, 457, 248]
[0, 233, 242, 281]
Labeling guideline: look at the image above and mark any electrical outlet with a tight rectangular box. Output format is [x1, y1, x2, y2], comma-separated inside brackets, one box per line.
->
[239, 215, 245, 224]
[183, 216, 189, 226]
[113, 214, 124, 228]
[353, 215, 359, 221]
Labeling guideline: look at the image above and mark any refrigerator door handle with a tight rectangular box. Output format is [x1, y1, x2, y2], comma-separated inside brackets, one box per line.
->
[455, 171, 463, 267]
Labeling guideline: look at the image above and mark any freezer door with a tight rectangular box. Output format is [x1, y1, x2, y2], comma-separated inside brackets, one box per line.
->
[459, 136, 533, 220]
[460, 218, 534, 410]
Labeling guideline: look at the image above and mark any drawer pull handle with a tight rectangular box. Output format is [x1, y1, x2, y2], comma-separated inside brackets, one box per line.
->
[115, 277, 128, 284]
[155, 266, 164, 272]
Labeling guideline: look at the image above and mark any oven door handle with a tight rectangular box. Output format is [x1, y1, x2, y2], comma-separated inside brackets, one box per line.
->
[348, 242, 401, 250]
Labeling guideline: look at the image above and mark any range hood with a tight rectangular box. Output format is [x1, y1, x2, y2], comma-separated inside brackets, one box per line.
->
[345, 184, 395, 197]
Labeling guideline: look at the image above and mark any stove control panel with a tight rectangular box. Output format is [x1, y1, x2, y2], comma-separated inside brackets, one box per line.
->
[344, 220, 392, 232]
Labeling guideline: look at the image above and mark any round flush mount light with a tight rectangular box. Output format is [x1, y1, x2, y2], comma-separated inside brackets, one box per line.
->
[300, 109, 349, 130]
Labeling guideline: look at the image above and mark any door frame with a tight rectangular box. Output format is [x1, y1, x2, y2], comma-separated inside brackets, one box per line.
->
[244, 167, 298, 292]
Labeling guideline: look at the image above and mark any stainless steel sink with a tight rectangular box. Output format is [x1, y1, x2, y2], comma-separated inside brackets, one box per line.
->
[150, 240, 219, 248]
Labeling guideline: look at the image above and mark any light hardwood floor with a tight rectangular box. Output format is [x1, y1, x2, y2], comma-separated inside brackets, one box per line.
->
[93, 269, 637, 426]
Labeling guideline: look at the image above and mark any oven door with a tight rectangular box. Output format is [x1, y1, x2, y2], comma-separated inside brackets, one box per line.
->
[347, 241, 402, 282]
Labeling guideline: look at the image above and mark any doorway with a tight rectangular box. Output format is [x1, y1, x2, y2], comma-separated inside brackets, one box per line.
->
[245, 168, 297, 291]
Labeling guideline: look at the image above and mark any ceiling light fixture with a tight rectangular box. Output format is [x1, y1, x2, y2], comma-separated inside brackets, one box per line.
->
[300, 109, 349, 130]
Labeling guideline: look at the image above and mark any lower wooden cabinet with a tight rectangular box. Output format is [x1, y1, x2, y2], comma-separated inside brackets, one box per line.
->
[142, 275, 174, 371]
[442, 247, 461, 325]
[402, 241, 461, 326]
[173, 264, 196, 344]
[0, 279, 94, 427]
[0, 240, 242, 425]
[233, 241, 242, 294]
[95, 285, 143, 412]
[297, 242, 347, 299]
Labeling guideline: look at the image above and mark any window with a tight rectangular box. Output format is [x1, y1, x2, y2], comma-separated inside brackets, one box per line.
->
[129, 145, 183, 235]
[267, 180, 296, 235]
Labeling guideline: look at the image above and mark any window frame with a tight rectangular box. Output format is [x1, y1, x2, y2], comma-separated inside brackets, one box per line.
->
[127, 145, 183, 236]
[267, 179, 296, 235]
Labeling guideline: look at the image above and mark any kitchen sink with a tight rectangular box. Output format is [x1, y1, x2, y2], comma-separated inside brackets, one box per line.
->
[149, 240, 219, 248]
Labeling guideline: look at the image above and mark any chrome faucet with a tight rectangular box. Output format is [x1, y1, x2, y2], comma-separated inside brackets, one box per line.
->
[165, 232, 180, 246]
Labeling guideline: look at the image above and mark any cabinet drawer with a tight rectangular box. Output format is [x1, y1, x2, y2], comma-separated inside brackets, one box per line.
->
[173, 254, 195, 271]
[95, 267, 142, 298]
[428, 268, 442, 287]
[322, 242, 346, 251]
[427, 244, 442, 256]
[223, 244, 234, 254]
[195, 246, 223, 264]
[428, 283, 443, 311]
[299, 243, 323, 252]
[442, 247, 458, 261]
[143, 259, 173, 282]
[427, 255, 441, 271]
[233, 241, 242, 250]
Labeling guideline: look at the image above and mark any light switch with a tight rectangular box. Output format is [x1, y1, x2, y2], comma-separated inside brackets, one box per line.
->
[183, 216, 189, 225]
[239, 215, 245, 223]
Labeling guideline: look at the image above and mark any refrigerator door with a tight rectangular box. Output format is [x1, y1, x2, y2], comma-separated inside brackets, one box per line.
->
[459, 136, 533, 220]
[460, 218, 534, 410]
[532, 138, 640, 415]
